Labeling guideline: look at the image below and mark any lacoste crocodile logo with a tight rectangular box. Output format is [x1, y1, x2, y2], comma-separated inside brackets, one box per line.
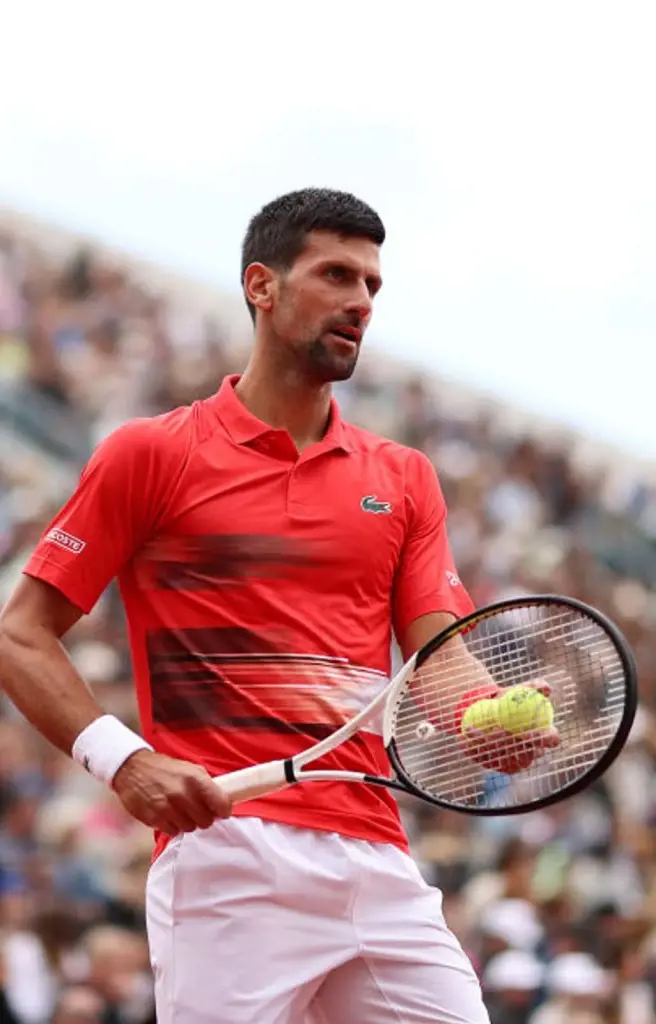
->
[360, 495, 392, 514]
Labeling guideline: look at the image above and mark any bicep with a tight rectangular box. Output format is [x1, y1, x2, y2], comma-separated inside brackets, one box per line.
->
[0, 576, 84, 640]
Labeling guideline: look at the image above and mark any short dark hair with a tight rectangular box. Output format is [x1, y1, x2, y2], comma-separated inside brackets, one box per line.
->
[241, 188, 386, 322]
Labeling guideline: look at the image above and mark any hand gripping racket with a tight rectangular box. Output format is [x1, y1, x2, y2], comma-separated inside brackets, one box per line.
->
[216, 595, 637, 816]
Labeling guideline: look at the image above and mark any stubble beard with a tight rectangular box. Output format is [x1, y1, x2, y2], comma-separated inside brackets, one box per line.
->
[302, 335, 360, 384]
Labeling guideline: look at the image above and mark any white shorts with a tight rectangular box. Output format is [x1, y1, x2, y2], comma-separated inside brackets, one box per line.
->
[146, 817, 489, 1024]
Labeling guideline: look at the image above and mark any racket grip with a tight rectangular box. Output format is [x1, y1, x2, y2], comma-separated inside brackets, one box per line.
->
[214, 760, 290, 804]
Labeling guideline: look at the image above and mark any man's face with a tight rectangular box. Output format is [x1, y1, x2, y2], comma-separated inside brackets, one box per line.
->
[270, 231, 382, 383]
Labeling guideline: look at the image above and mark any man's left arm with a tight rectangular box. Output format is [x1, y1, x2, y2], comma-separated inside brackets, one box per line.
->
[392, 450, 558, 761]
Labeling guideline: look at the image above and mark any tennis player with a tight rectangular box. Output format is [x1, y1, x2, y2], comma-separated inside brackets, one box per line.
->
[0, 189, 554, 1023]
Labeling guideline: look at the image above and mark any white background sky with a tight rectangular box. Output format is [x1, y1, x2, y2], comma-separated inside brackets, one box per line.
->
[1, 1, 655, 457]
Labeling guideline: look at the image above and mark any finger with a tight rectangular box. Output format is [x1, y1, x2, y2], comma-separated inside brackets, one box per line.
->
[178, 789, 222, 830]
[461, 728, 509, 753]
[163, 811, 196, 835]
[462, 727, 559, 755]
[190, 775, 233, 819]
[471, 726, 559, 746]
[463, 728, 515, 746]
[525, 727, 561, 749]
[460, 728, 496, 753]
[524, 679, 552, 697]
[460, 726, 483, 742]
[163, 795, 206, 834]
[461, 726, 508, 742]
[156, 818, 185, 837]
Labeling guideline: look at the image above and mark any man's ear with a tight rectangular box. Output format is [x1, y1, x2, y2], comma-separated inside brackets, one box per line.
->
[243, 262, 277, 316]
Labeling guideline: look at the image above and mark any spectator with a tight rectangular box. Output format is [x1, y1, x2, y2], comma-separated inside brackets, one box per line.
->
[529, 952, 612, 1024]
[483, 949, 545, 1024]
[83, 926, 153, 1024]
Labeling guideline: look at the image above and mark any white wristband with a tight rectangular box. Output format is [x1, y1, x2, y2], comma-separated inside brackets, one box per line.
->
[71, 715, 153, 784]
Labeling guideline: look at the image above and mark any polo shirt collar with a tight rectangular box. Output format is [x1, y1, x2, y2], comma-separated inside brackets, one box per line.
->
[212, 374, 353, 453]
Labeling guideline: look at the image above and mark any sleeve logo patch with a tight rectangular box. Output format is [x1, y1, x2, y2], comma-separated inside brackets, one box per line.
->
[45, 528, 86, 555]
[446, 571, 462, 587]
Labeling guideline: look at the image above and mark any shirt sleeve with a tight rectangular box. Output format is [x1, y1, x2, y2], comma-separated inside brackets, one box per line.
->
[23, 418, 184, 614]
[392, 449, 474, 639]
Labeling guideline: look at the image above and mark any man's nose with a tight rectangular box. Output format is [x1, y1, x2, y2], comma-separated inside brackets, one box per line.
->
[344, 282, 373, 321]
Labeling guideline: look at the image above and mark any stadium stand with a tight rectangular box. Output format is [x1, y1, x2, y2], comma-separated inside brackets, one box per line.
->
[1, 210, 656, 1023]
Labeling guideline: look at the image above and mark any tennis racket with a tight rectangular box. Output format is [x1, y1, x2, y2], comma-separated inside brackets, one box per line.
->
[216, 595, 637, 816]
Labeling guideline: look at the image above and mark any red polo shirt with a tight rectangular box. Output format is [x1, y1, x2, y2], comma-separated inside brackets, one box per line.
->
[25, 375, 473, 852]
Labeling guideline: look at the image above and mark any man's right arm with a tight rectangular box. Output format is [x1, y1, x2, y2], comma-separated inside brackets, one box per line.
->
[0, 421, 231, 835]
[0, 576, 104, 754]
[0, 578, 230, 834]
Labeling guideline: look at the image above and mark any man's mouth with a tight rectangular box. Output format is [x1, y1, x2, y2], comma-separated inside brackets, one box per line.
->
[327, 325, 362, 345]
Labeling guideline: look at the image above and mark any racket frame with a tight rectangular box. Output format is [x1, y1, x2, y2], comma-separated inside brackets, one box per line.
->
[217, 594, 638, 814]
[216, 651, 419, 802]
[385, 593, 638, 815]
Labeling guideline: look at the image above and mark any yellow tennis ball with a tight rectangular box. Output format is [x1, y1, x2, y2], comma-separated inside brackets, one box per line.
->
[461, 698, 501, 735]
[497, 687, 554, 734]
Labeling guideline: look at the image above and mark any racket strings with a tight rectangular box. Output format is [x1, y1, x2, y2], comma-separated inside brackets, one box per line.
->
[390, 604, 628, 811]
[405, 612, 619, 696]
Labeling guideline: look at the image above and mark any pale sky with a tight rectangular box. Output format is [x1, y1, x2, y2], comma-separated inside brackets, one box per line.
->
[1, 1, 655, 457]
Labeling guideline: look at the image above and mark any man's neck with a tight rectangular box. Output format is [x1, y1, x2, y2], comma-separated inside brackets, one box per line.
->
[235, 360, 333, 452]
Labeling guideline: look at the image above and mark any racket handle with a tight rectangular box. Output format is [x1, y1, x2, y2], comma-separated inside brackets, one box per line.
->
[214, 760, 289, 804]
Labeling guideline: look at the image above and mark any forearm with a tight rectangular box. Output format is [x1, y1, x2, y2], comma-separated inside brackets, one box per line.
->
[451, 638, 497, 690]
[0, 620, 104, 755]
[427, 638, 500, 731]
[402, 613, 499, 726]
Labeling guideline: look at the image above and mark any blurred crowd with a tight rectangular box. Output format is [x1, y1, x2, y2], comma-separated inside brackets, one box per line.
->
[2, 215, 656, 1024]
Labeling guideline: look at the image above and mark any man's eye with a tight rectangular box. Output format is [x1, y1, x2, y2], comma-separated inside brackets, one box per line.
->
[327, 267, 347, 281]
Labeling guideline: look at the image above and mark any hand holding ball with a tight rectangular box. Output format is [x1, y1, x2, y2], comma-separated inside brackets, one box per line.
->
[460, 699, 501, 735]
[459, 685, 557, 776]
[497, 686, 554, 733]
